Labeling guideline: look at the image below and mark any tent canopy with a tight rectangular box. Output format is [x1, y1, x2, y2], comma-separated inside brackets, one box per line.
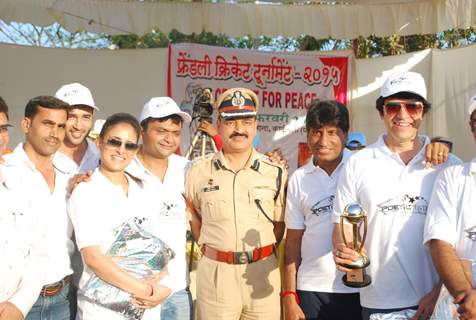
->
[1, 0, 476, 38]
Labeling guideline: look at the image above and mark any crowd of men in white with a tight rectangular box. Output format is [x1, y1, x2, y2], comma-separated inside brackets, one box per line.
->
[1, 69, 476, 320]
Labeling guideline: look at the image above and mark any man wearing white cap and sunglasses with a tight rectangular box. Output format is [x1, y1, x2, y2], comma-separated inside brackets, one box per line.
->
[54, 83, 100, 174]
[125, 96, 193, 320]
[332, 71, 461, 319]
[424, 94, 476, 320]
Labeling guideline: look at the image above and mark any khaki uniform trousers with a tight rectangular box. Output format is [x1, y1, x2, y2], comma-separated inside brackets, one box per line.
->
[196, 254, 281, 320]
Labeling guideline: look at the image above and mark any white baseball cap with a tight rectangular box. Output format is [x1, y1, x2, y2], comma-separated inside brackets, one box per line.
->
[380, 71, 428, 102]
[468, 94, 476, 116]
[55, 83, 99, 111]
[88, 119, 106, 139]
[139, 97, 191, 124]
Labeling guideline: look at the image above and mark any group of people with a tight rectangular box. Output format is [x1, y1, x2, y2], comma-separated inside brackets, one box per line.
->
[0, 69, 475, 320]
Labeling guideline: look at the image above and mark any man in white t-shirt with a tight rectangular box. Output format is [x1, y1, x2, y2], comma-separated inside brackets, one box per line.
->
[126, 97, 193, 320]
[54, 83, 100, 174]
[332, 71, 462, 320]
[54, 83, 101, 289]
[424, 94, 476, 320]
[1, 96, 76, 320]
[283, 100, 362, 320]
[0, 169, 47, 320]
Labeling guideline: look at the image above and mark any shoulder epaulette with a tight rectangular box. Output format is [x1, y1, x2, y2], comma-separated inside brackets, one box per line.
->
[189, 153, 214, 167]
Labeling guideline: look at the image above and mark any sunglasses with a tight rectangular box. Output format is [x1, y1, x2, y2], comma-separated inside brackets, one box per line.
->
[105, 138, 139, 151]
[383, 101, 424, 117]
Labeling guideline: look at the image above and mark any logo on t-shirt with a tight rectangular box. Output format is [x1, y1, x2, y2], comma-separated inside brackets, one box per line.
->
[376, 195, 428, 216]
[159, 202, 179, 217]
[465, 226, 476, 241]
[310, 195, 334, 217]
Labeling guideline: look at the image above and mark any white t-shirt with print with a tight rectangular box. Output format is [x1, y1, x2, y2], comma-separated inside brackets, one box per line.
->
[332, 135, 461, 309]
[126, 153, 189, 294]
[68, 170, 161, 320]
[424, 158, 476, 260]
[285, 149, 358, 293]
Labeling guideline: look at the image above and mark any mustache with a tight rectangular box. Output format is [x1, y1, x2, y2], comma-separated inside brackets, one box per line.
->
[45, 137, 60, 144]
[230, 132, 248, 139]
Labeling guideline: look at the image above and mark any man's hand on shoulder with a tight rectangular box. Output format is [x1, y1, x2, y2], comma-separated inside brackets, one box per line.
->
[424, 140, 451, 169]
[67, 170, 93, 197]
[265, 148, 289, 169]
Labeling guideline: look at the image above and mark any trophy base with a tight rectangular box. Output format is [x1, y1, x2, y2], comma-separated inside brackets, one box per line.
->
[342, 270, 371, 288]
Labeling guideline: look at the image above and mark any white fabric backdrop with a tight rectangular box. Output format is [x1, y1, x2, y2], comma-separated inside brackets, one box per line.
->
[1, 0, 476, 38]
[1, 42, 475, 164]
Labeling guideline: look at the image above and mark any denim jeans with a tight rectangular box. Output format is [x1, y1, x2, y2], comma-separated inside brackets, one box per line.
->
[160, 288, 193, 320]
[26, 281, 77, 320]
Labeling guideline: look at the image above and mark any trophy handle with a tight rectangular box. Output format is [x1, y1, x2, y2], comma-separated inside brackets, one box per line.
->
[340, 216, 348, 247]
[358, 216, 367, 253]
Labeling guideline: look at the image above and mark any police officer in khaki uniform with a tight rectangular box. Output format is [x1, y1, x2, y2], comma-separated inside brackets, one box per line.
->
[184, 88, 287, 320]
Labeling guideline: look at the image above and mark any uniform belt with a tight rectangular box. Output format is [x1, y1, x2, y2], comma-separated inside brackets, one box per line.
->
[40, 275, 71, 297]
[201, 244, 275, 264]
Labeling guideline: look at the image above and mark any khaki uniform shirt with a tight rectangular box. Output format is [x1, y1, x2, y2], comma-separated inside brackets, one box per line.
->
[185, 149, 287, 252]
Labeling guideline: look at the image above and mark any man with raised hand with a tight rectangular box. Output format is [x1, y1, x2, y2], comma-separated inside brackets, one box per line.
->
[332, 71, 461, 320]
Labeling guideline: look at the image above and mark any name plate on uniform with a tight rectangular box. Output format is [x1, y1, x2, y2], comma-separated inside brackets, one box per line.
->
[203, 186, 219, 192]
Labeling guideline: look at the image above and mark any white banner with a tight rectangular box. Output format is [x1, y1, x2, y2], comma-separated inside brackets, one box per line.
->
[168, 43, 352, 172]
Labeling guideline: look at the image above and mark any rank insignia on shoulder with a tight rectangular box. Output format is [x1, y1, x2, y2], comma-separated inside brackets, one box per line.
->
[203, 185, 219, 192]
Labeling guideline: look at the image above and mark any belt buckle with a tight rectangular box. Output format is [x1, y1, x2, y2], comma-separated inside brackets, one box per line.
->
[234, 251, 252, 264]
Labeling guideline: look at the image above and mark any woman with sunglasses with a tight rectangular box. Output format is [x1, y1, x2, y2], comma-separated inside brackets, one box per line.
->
[68, 113, 171, 319]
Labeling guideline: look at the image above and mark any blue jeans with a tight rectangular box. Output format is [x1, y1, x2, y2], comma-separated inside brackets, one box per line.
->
[26, 281, 76, 320]
[161, 288, 193, 320]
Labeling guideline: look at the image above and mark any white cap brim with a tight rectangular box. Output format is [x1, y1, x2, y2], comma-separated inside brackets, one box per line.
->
[468, 94, 476, 116]
[139, 109, 192, 124]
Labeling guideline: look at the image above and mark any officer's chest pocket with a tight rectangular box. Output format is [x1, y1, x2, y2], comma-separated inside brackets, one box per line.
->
[251, 187, 276, 221]
[200, 190, 228, 221]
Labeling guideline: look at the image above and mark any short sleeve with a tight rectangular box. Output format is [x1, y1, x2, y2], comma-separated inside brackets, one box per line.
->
[68, 184, 103, 250]
[284, 171, 305, 230]
[332, 159, 358, 224]
[423, 166, 459, 247]
[183, 165, 200, 221]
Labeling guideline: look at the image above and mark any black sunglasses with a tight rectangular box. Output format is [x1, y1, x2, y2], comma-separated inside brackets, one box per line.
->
[106, 138, 139, 151]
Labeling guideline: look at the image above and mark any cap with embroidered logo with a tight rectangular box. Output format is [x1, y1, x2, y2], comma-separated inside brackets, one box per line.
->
[215, 88, 259, 119]
[55, 83, 99, 111]
[139, 97, 191, 124]
[380, 71, 428, 103]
